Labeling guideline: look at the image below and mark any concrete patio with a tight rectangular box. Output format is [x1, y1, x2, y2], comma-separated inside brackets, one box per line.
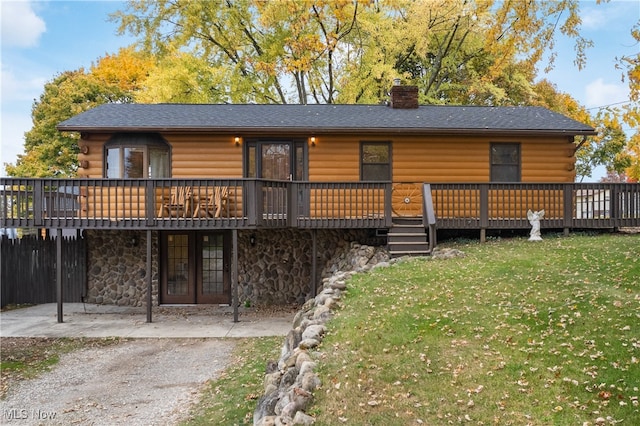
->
[0, 303, 296, 338]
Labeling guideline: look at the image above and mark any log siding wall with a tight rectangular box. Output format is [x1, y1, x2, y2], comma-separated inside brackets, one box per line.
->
[69, 132, 576, 222]
[77, 132, 575, 183]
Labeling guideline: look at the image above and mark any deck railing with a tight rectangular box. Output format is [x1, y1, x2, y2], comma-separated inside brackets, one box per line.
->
[2, 179, 638, 231]
[429, 182, 640, 230]
[0, 178, 392, 230]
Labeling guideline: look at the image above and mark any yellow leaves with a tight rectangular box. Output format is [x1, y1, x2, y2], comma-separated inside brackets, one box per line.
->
[623, 132, 640, 181]
[90, 46, 154, 92]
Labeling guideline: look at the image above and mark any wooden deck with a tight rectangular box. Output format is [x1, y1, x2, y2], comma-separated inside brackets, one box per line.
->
[1, 178, 638, 232]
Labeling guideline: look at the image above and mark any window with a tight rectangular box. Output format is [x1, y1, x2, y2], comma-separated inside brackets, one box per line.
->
[361, 142, 391, 181]
[105, 133, 170, 178]
[490, 143, 520, 182]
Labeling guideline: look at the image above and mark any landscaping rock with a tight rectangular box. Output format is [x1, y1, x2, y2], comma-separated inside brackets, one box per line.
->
[301, 325, 326, 341]
[292, 411, 316, 425]
[252, 242, 390, 425]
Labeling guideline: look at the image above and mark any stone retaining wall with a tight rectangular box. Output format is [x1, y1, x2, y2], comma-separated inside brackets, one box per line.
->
[252, 246, 465, 425]
[253, 242, 391, 425]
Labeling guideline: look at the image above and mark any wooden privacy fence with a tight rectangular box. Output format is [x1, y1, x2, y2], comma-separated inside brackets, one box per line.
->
[1, 235, 86, 306]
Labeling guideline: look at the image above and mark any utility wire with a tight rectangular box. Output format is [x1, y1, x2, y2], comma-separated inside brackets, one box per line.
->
[586, 100, 632, 110]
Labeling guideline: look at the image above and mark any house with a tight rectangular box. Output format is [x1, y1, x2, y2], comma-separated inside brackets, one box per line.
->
[4, 85, 638, 318]
[576, 188, 610, 219]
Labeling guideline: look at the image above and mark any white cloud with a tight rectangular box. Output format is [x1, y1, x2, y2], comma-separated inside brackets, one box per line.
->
[0, 1, 46, 48]
[580, 1, 637, 32]
[1, 64, 46, 102]
[0, 111, 31, 173]
[584, 78, 628, 109]
[580, 7, 608, 30]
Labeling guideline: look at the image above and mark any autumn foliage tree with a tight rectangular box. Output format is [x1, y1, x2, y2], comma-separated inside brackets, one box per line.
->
[108, 0, 635, 181]
[112, 0, 590, 106]
[7, 1, 638, 180]
[616, 21, 640, 181]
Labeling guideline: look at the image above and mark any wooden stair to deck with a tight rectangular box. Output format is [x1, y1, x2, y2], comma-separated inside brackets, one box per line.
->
[387, 217, 432, 258]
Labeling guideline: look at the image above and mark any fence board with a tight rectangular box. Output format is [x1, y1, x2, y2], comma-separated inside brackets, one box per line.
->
[1, 235, 86, 306]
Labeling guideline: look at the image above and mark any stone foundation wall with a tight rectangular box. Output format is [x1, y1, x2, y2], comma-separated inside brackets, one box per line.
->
[237, 229, 383, 306]
[85, 229, 384, 307]
[85, 230, 158, 307]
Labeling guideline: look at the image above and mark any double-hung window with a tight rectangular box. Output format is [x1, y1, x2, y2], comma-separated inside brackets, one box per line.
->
[361, 142, 391, 181]
[490, 143, 520, 182]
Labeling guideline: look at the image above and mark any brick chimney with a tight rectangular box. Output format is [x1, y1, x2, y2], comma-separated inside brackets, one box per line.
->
[389, 82, 419, 109]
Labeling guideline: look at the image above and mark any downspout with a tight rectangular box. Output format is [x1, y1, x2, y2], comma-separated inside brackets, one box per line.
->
[572, 135, 589, 183]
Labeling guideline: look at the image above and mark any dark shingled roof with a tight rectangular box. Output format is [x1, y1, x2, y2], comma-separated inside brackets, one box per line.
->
[57, 103, 596, 136]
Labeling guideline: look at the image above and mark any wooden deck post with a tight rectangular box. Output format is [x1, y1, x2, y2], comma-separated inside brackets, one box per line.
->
[288, 182, 298, 227]
[146, 230, 152, 323]
[384, 183, 393, 227]
[480, 184, 489, 243]
[146, 180, 156, 227]
[56, 228, 63, 323]
[563, 184, 573, 236]
[611, 185, 620, 230]
[311, 230, 317, 297]
[232, 229, 239, 323]
[246, 180, 258, 227]
[34, 180, 44, 227]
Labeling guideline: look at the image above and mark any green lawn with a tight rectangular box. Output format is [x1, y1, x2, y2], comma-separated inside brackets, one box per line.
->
[310, 233, 639, 425]
[184, 233, 639, 425]
[183, 336, 282, 425]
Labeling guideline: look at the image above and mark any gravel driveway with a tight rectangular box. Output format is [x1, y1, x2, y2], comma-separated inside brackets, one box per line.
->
[0, 338, 235, 425]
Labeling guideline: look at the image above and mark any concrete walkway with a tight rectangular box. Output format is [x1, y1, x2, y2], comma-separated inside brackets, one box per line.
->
[0, 303, 295, 338]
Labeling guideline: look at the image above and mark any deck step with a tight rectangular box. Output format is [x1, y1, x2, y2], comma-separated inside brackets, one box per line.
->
[387, 217, 433, 258]
[389, 249, 432, 256]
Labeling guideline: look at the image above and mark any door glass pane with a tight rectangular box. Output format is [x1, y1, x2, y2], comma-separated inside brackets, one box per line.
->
[261, 143, 290, 180]
[295, 145, 305, 181]
[201, 234, 224, 296]
[167, 234, 189, 296]
[247, 144, 257, 178]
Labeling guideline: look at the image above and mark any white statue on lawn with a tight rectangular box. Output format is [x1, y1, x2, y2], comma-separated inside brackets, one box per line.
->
[527, 209, 545, 241]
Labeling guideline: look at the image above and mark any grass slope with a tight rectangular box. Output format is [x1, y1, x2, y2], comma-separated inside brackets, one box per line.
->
[311, 234, 639, 425]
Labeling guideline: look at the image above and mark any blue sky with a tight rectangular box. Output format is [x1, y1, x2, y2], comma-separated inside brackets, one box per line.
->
[1, 0, 639, 180]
